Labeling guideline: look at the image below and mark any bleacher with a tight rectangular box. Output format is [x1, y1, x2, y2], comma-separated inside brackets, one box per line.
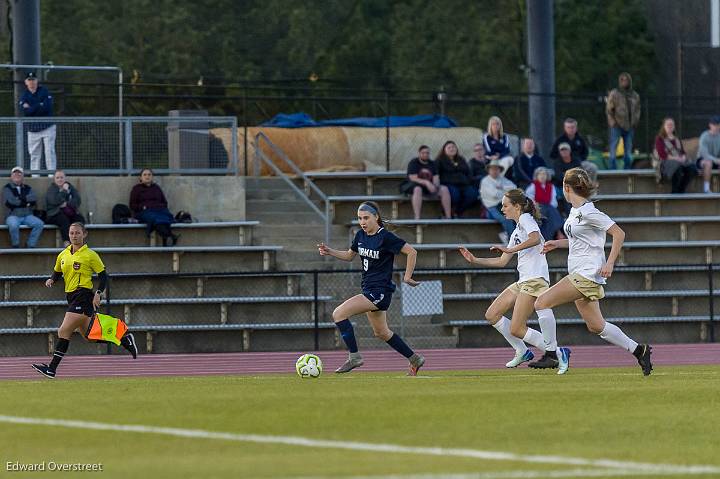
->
[288, 168, 720, 348]
[0, 221, 340, 356]
[3, 168, 719, 356]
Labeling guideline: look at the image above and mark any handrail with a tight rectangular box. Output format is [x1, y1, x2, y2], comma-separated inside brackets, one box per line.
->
[254, 132, 330, 244]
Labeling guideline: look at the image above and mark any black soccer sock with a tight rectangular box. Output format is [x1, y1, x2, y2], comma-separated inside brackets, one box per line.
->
[632, 344, 643, 359]
[386, 333, 414, 359]
[49, 338, 70, 371]
[335, 319, 359, 353]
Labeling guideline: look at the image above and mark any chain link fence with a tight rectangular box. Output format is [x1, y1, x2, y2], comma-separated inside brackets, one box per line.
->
[0, 116, 238, 174]
[1, 265, 717, 357]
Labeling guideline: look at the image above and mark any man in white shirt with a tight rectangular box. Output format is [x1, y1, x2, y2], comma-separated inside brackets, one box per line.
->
[480, 159, 516, 243]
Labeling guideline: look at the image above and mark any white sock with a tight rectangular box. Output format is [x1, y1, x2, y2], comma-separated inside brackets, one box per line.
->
[522, 328, 545, 350]
[536, 309, 558, 351]
[492, 316, 527, 354]
[704, 181, 711, 193]
[599, 322, 638, 353]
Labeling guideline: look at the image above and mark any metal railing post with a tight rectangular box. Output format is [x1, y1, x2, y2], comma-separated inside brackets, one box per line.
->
[231, 118, 239, 176]
[15, 119, 24, 168]
[313, 271, 320, 351]
[124, 118, 133, 173]
[709, 263, 715, 343]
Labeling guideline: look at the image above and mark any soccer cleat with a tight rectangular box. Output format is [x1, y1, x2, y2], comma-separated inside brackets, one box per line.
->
[407, 353, 425, 376]
[31, 363, 56, 379]
[557, 347, 571, 375]
[121, 333, 138, 359]
[528, 351, 560, 369]
[335, 354, 364, 373]
[634, 344, 653, 376]
[505, 349, 534, 368]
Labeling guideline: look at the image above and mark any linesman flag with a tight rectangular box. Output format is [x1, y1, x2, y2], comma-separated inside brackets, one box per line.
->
[86, 313, 128, 346]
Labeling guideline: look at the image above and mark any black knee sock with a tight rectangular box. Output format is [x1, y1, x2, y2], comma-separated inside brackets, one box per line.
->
[386, 333, 414, 359]
[49, 338, 70, 371]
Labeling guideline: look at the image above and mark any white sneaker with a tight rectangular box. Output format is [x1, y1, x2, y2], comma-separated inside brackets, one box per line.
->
[557, 347, 571, 375]
[498, 232, 509, 244]
[505, 349, 534, 368]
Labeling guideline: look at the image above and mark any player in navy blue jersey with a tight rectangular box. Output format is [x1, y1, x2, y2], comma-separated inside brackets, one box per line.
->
[318, 201, 426, 375]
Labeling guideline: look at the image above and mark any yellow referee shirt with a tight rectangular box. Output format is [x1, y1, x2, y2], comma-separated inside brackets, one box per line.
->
[53, 244, 105, 293]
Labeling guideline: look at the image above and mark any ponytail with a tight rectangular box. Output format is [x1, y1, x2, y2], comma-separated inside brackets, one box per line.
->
[504, 188, 543, 223]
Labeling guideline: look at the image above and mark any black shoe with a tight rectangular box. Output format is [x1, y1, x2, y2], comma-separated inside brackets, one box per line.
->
[121, 333, 138, 359]
[634, 344, 653, 376]
[31, 363, 56, 379]
[528, 352, 559, 369]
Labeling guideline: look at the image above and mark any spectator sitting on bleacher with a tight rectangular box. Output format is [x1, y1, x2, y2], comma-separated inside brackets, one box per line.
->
[696, 115, 720, 194]
[514, 138, 546, 189]
[45, 169, 85, 247]
[483, 116, 514, 176]
[549, 117, 589, 165]
[551, 143, 581, 188]
[3, 166, 43, 248]
[480, 159, 516, 243]
[437, 141, 477, 218]
[469, 143, 488, 190]
[400, 145, 452, 219]
[129, 168, 179, 246]
[525, 167, 564, 240]
[654, 117, 695, 194]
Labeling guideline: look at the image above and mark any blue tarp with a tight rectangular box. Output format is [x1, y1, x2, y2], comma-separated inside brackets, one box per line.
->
[261, 112, 458, 128]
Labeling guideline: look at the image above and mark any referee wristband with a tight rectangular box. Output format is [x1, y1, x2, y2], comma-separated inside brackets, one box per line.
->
[95, 290, 104, 296]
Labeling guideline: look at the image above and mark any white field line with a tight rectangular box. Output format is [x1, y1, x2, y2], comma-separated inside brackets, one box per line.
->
[294, 468, 720, 479]
[1, 415, 719, 475]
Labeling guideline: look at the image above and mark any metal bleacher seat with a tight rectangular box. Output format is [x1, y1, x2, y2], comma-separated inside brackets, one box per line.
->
[0, 221, 260, 247]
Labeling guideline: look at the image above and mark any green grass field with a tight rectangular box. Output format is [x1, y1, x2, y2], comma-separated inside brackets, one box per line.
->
[1, 366, 719, 479]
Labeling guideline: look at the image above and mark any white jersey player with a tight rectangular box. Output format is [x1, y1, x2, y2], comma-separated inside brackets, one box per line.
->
[460, 189, 570, 374]
[537, 167, 653, 376]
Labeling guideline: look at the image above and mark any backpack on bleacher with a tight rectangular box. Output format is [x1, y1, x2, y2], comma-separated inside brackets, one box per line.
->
[112, 203, 134, 224]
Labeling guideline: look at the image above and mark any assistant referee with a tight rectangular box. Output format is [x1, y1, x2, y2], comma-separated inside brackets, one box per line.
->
[32, 222, 137, 379]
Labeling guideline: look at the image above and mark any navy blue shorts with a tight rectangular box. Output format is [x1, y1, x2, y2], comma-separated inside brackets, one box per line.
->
[363, 290, 393, 311]
[696, 157, 720, 169]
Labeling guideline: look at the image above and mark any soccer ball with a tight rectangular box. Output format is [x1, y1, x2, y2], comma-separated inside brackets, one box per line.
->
[296, 353, 323, 378]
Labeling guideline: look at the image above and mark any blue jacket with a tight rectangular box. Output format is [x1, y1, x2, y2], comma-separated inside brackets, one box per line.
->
[514, 153, 546, 187]
[483, 133, 511, 158]
[19, 86, 54, 132]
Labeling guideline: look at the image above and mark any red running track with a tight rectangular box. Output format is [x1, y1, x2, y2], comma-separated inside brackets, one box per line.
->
[1, 343, 719, 380]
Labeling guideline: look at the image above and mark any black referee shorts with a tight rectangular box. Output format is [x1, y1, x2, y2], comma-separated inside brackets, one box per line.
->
[66, 288, 95, 317]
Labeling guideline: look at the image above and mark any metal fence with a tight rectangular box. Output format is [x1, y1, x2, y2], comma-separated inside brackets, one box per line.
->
[0, 116, 239, 175]
[0, 265, 716, 357]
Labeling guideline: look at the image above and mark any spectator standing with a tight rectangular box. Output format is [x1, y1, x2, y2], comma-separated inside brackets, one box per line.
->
[480, 159, 516, 243]
[549, 118, 589, 164]
[468, 143, 488, 190]
[19, 72, 56, 176]
[696, 116, 720, 194]
[129, 168, 179, 246]
[400, 145, 452, 219]
[46, 169, 85, 247]
[525, 167, 564, 240]
[3, 166, 44, 248]
[436, 141, 477, 218]
[654, 117, 695, 194]
[483, 116, 514, 174]
[606, 72, 641, 170]
[514, 138, 546, 189]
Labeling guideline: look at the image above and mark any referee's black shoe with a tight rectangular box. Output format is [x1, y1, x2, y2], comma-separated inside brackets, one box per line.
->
[633, 344, 653, 376]
[121, 333, 138, 359]
[31, 363, 56, 379]
[528, 351, 559, 369]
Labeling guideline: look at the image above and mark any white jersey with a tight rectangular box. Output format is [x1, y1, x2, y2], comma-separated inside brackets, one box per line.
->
[509, 213, 549, 283]
[563, 202, 616, 284]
